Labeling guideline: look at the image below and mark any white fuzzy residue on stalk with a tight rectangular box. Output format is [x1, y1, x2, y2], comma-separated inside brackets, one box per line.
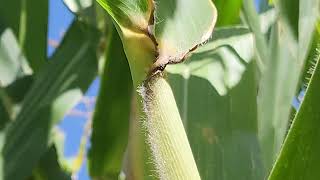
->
[136, 73, 201, 180]
[137, 81, 167, 179]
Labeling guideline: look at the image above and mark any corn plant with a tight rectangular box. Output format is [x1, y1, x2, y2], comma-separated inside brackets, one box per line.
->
[0, 0, 319, 180]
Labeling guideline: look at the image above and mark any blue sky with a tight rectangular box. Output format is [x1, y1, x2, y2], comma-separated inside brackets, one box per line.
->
[48, 1, 99, 179]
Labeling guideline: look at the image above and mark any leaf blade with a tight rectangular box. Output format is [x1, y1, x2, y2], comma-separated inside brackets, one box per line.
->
[154, 0, 217, 58]
[214, 0, 243, 27]
[2, 21, 99, 180]
[21, 0, 49, 71]
[89, 25, 133, 179]
[33, 146, 72, 180]
[268, 48, 320, 180]
[167, 27, 265, 180]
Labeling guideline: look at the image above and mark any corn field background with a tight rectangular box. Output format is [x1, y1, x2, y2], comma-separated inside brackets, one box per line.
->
[0, 0, 319, 180]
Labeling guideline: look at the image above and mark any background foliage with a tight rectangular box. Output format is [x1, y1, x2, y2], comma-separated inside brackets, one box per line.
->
[0, 0, 319, 179]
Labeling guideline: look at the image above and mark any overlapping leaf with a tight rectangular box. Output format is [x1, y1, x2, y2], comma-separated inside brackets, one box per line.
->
[268, 48, 320, 180]
[96, 0, 218, 179]
[167, 27, 264, 180]
[214, 0, 242, 26]
[167, 27, 254, 96]
[298, 0, 320, 64]
[0, 28, 32, 123]
[96, 0, 217, 86]
[256, 1, 319, 172]
[89, 25, 133, 179]
[96, 0, 152, 31]
[154, 0, 217, 59]
[0, 29, 31, 87]
[2, 21, 99, 180]
[242, 0, 268, 69]
[0, 0, 48, 72]
[0, 0, 22, 34]
[275, 0, 299, 39]
[32, 146, 71, 180]
[4, 75, 33, 105]
[22, 0, 48, 71]
[0, 88, 10, 129]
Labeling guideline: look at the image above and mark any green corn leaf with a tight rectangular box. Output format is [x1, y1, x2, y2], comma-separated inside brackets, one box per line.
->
[154, 0, 217, 60]
[0, 102, 9, 129]
[0, 29, 32, 87]
[0, 132, 4, 180]
[98, 0, 217, 177]
[0, 0, 48, 72]
[0, 88, 10, 130]
[242, 0, 268, 70]
[275, 0, 299, 39]
[21, 0, 48, 72]
[298, 0, 320, 65]
[96, 0, 217, 86]
[96, 0, 152, 32]
[257, 2, 319, 172]
[96, 0, 155, 87]
[32, 146, 71, 180]
[2, 20, 99, 180]
[0, 28, 32, 121]
[299, 28, 320, 92]
[167, 27, 254, 96]
[213, 0, 242, 27]
[0, 75, 34, 122]
[89, 24, 133, 179]
[0, 0, 22, 35]
[259, 8, 276, 34]
[167, 27, 265, 180]
[241, 7, 277, 72]
[4, 75, 33, 104]
[257, 22, 299, 173]
[268, 47, 320, 180]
